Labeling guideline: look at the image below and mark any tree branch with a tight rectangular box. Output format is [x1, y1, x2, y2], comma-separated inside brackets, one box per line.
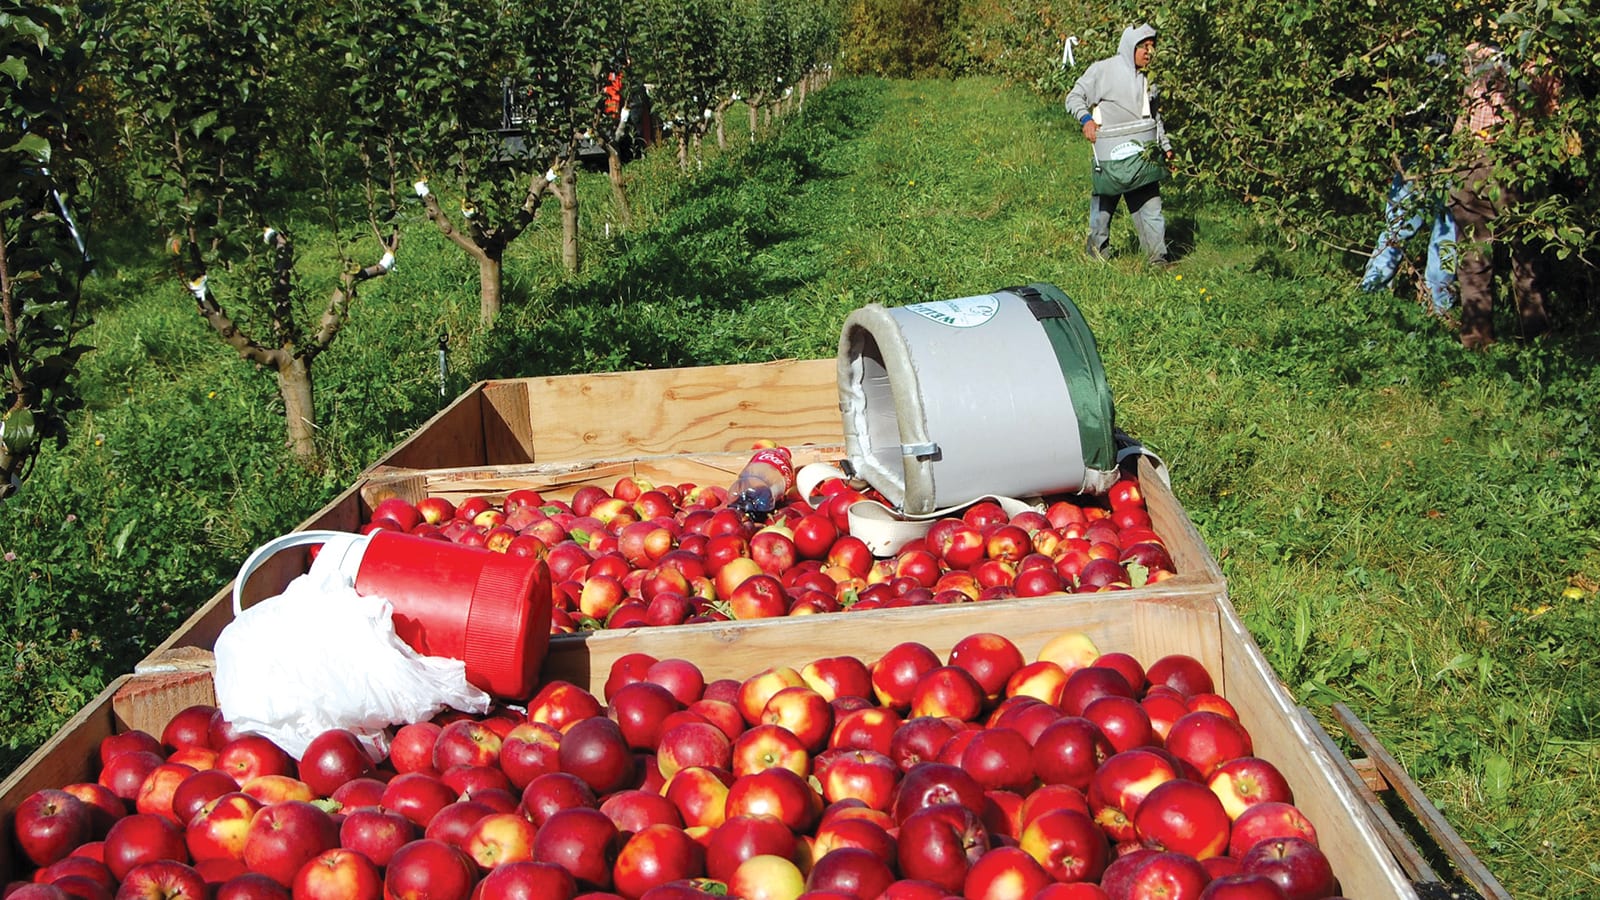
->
[310, 231, 399, 355]
[180, 242, 287, 371]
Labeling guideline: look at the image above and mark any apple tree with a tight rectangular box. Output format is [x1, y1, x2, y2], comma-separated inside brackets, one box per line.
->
[108, 0, 400, 465]
[0, 2, 95, 499]
[635, 0, 739, 171]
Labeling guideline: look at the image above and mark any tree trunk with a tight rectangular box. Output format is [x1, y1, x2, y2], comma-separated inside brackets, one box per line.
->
[715, 109, 727, 148]
[607, 146, 631, 227]
[479, 254, 502, 325]
[677, 131, 690, 171]
[277, 355, 317, 465]
[560, 163, 580, 274]
[748, 102, 759, 142]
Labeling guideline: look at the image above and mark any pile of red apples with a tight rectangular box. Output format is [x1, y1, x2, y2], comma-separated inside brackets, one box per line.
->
[10, 631, 1344, 900]
[356, 470, 1178, 634]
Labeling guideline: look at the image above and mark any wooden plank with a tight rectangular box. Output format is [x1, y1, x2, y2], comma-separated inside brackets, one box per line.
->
[1304, 707, 1438, 883]
[481, 380, 535, 465]
[374, 382, 494, 470]
[515, 359, 841, 463]
[542, 588, 1222, 695]
[1138, 456, 1225, 589]
[1332, 703, 1511, 900]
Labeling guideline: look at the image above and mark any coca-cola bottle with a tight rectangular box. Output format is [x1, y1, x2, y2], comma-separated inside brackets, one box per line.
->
[727, 445, 795, 518]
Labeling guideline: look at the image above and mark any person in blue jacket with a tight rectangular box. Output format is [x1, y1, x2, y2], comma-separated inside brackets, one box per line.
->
[1064, 24, 1173, 266]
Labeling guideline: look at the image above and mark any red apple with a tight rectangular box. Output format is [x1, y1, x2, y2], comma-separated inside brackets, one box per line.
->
[216, 736, 296, 785]
[963, 845, 1052, 900]
[115, 860, 208, 899]
[423, 799, 496, 849]
[612, 824, 705, 900]
[297, 728, 377, 798]
[1018, 805, 1109, 883]
[724, 767, 823, 834]
[1145, 655, 1215, 699]
[103, 813, 188, 881]
[760, 687, 834, 753]
[384, 838, 479, 900]
[657, 721, 733, 780]
[1133, 779, 1231, 859]
[241, 800, 339, 887]
[291, 848, 382, 900]
[732, 723, 811, 778]
[958, 728, 1034, 793]
[1195, 874, 1288, 899]
[498, 721, 564, 790]
[532, 808, 622, 890]
[1121, 850, 1212, 899]
[895, 804, 988, 894]
[464, 811, 540, 869]
[661, 766, 733, 830]
[14, 789, 95, 868]
[1238, 837, 1336, 900]
[1082, 695, 1156, 754]
[1164, 711, 1254, 778]
[1059, 667, 1136, 718]
[1227, 802, 1319, 861]
[1031, 718, 1114, 791]
[521, 772, 599, 827]
[380, 772, 459, 830]
[339, 807, 417, 868]
[829, 707, 902, 757]
[610, 681, 685, 751]
[559, 716, 635, 796]
[1086, 749, 1179, 843]
[469, 860, 577, 900]
[388, 722, 443, 775]
[704, 815, 800, 883]
[1207, 758, 1295, 821]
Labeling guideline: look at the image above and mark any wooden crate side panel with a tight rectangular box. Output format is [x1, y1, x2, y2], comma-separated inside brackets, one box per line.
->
[482, 380, 536, 465]
[0, 676, 126, 882]
[359, 447, 848, 511]
[1128, 590, 1227, 684]
[541, 591, 1218, 697]
[517, 359, 841, 464]
[1216, 594, 1416, 899]
[1138, 456, 1225, 589]
[373, 384, 494, 470]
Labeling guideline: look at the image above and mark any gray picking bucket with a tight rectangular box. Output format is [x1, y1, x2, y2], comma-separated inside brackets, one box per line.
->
[836, 283, 1119, 516]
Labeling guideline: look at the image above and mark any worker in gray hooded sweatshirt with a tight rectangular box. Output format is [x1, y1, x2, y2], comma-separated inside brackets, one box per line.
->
[1065, 24, 1172, 265]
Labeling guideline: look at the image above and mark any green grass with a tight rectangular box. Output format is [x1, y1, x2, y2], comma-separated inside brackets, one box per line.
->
[3, 75, 1599, 894]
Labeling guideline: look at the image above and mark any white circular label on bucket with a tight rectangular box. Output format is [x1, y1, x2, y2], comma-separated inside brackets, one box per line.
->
[904, 295, 999, 328]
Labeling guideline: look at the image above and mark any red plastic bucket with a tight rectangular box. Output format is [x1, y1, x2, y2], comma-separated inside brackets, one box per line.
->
[235, 530, 552, 700]
[354, 531, 551, 700]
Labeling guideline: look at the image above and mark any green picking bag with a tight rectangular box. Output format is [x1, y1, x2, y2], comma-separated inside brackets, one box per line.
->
[1091, 148, 1167, 195]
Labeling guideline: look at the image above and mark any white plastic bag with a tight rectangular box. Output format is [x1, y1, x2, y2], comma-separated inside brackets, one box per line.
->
[213, 563, 491, 761]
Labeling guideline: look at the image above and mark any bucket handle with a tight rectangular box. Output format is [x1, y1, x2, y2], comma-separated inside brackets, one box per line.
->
[232, 530, 351, 616]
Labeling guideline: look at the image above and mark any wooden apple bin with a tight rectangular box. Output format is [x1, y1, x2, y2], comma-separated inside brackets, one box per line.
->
[0, 358, 1494, 898]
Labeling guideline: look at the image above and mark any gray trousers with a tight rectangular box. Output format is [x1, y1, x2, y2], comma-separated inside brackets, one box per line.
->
[1088, 183, 1167, 263]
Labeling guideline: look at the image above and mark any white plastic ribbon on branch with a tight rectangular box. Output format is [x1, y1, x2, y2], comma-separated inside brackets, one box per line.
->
[378, 251, 395, 273]
[187, 275, 207, 300]
[413, 181, 430, 198]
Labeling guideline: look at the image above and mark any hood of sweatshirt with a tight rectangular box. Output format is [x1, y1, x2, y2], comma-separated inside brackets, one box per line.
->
[1119, 24, 1157, 70]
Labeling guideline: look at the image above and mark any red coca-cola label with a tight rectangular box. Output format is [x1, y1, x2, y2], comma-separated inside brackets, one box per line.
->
[750, 447, 795, 491]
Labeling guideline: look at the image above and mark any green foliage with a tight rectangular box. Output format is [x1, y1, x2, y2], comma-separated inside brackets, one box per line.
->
[840, 0, 961, 77]
[0, 2, 95, 497]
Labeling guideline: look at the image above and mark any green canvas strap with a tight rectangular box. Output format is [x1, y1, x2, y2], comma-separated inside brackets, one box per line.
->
[1004, 283, 1117, 473]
